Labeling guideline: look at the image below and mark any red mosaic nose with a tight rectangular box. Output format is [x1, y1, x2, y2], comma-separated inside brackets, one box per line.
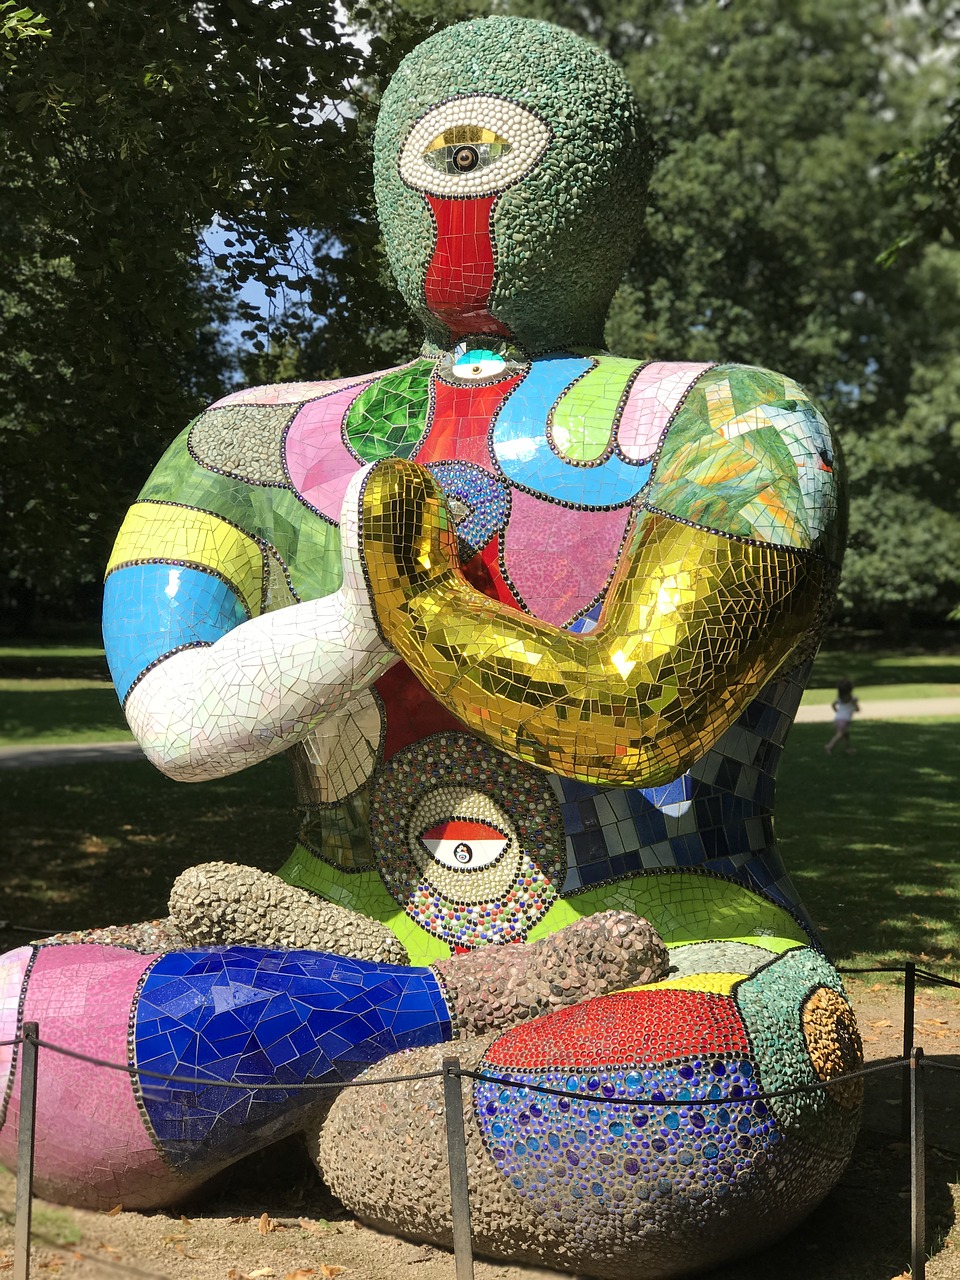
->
[423, 195, 511, 340]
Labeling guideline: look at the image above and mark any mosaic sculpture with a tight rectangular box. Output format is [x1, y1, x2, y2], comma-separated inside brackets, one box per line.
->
[0, 17, 861, 1279]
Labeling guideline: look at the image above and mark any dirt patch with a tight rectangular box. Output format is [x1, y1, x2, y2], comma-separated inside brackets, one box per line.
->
[3, 978, 960, 1280]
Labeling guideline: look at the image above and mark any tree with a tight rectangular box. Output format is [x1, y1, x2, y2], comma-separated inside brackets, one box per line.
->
[0, 0, 370, 609]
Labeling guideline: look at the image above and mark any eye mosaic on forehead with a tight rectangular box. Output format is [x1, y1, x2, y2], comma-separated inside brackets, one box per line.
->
[3, 15, 861, 1280]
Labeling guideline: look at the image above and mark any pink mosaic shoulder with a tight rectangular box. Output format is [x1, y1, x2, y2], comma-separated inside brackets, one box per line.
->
[284, 382, 374, 523]
[211, 374, 371, 409]
[616, 361, 713, 461]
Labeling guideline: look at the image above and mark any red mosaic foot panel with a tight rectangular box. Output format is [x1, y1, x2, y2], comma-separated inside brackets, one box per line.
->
[484, 988, 751, 1073]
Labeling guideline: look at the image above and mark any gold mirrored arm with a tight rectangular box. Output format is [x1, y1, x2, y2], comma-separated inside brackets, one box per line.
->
[361, 459, 826, 786]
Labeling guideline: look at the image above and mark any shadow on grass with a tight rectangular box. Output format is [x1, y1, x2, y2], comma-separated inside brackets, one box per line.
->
[1, 757, 298, 938]
[0, 685, 131, 742]
[0, 649, 110, 681]
[778, 720, 960, 967]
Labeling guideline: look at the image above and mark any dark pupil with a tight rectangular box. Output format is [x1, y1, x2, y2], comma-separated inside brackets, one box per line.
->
[453, 841, 473, 864]
[453, 145, 480, 172]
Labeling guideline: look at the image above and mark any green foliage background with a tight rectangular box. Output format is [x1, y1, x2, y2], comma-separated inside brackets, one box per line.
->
[2, 0, 959, 636]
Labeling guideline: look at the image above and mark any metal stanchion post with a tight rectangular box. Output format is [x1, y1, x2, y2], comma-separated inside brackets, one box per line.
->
[911, 1047, 926, 1280]
[902, 962, 916, 1141]
[13, 1022, 39, 1280]
[442, 1056, 475, 1280]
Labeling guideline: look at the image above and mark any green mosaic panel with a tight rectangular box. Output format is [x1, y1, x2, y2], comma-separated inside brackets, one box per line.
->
[550, 357, 640, 462]
[646, 364, 840, 556]
[343, 361, 434, 462]
[527, 871, 808, 951]
[138, 427, 343, 602]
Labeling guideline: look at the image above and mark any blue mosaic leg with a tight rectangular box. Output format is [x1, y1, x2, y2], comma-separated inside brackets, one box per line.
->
[133, 948, 452, 1171]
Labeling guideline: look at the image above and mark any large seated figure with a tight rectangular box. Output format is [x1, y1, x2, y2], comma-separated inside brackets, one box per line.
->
[0, 17, 860, 1279]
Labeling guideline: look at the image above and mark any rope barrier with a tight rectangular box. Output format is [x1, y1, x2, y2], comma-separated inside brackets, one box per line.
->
[0, 1028, 925, 1107]
[29, 1035, 444, 1091]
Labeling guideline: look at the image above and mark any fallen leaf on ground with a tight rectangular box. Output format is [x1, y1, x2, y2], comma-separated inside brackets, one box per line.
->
[180, 1213, 193, 1226]
[96, 1244, 121, 1256]
[284, 1270, 316, 1279]
[258, 1212, 273, 1235]
[868, 1019, 894, 1028]
[230, 1216, 252, 1224]
[317, 1268, 346, 1279]
[103, 1204, 123, 1216]
[162, 1233, 188, 1245]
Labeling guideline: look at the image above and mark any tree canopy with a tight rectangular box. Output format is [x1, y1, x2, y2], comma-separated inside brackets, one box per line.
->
[2, 0, 959, 637]
[0, 0, 369, 599]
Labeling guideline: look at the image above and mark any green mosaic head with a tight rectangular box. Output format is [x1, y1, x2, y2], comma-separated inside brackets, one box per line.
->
[374, 17, 652, 354]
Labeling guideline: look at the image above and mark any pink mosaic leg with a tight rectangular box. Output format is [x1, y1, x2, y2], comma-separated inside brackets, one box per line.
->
[0, 945, 194, 1210]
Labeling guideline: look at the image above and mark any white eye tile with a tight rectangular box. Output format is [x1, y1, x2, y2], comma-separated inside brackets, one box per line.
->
[399, 94, 550, 197]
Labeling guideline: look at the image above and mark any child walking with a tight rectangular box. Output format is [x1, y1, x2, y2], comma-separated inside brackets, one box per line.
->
[825, 678, 860, 755]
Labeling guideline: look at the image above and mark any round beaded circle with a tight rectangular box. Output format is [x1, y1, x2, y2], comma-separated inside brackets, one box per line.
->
[369, 732, 565, 948]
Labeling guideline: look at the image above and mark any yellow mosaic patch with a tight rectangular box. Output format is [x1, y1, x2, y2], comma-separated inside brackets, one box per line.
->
[625, 972, 747, 996]
[107, 503, 270, 616]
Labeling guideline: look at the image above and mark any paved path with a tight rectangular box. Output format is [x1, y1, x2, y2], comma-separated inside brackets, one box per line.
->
[1, 697, 958, 768]
[0, 740, 144, 769]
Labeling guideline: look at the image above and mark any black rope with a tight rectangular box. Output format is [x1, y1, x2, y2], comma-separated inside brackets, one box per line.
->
[30, 1035, 445, 1091]
[838, 966, 912, 974]
[915, 969, 960, 990]
[16, 1031, 910, 1108]
[925, 1059, 960, 1075]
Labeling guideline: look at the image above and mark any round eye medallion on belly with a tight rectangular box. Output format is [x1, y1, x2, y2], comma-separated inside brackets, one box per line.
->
[419, 818, 509, 870]
[369, 732, 567, 949]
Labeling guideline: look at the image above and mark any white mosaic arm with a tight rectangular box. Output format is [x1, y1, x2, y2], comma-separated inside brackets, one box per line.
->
[123, 466, 398, 781]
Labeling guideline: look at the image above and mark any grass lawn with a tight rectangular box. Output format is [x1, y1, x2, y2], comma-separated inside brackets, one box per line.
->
[809, 648, 960, 691]
[0, 645, 131, 745]
[0, 678, 132, 743]
[2, 709, 958, 981]
[0, 756, 297, 935]
[778, 717, 960, 972]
